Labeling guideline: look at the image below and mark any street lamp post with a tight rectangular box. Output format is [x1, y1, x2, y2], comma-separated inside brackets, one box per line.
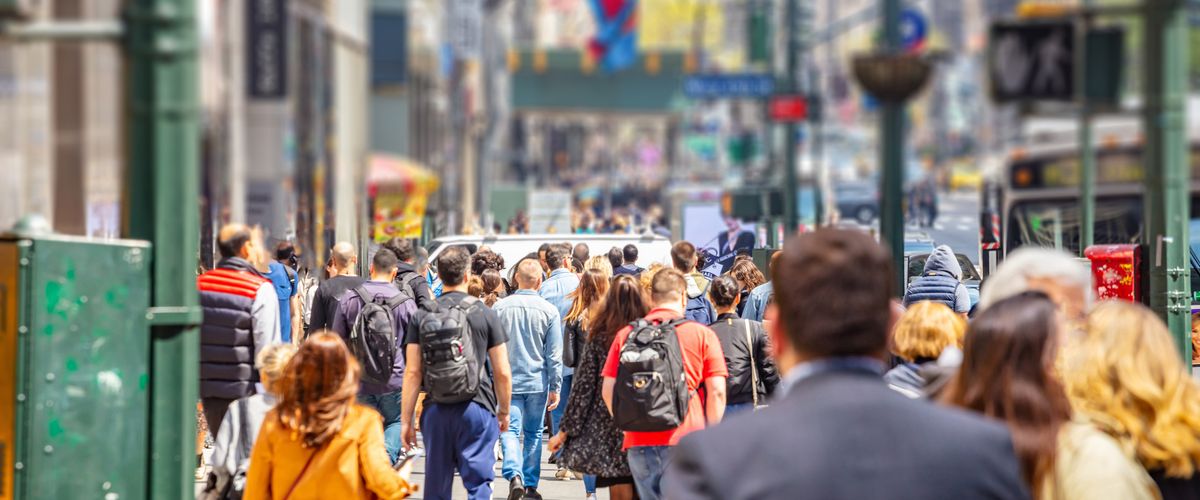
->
[1142, 0, 1191, 360]
[879, 0, 907, 295]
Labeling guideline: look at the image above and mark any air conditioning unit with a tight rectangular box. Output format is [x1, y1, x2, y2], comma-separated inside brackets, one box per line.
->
[0, 0, 39, 20]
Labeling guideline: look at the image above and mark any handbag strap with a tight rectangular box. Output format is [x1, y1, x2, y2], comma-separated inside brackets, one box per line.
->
[742, 320, 759, 408]
[284, 447, 319, 498]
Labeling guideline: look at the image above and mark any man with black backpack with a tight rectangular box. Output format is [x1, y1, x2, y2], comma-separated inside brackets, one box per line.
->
[331, 248, 417, 464]
[401, 246, 513, 500]
[601, 268, 727, 500]
[383, 237, 437, 312]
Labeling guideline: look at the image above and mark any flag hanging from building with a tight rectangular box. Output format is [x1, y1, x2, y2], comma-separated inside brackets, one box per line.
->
[588, 0, 638, 73]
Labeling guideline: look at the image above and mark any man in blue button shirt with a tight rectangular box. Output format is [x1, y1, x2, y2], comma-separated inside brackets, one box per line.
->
[494, 259, 564, 500]
[537, 244, 580, 480]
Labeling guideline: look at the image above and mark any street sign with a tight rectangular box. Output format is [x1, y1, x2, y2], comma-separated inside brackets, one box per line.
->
[988, 21, 1075, 102]
[900, 7, 928, 52]
[446, 0, 483, 60]
[247, 0, 289, 99]
[769, 95, 808, 122]
[683, 73, 775, 99]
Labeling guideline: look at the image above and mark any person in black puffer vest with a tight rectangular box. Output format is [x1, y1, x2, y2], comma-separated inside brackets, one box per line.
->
[197, 224, 282, 434]
[903, 245, 970, 316]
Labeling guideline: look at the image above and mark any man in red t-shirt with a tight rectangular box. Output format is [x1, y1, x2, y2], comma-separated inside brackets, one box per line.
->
[602, 268, 728, 500]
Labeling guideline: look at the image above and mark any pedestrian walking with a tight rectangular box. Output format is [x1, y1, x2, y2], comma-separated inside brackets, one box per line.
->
[539, 244, 581, 482]
[883, 301, 965, 398]
[607, 247, 624, 274]
[573, 243, 590, 265]
[603, 268, 728, 500]
[559, 267, 612, 498]
[203, 343, 298, 499]
[198, 224, 282, 433]
[726, 259, 766, 318]
[265, 242, 301, 343]
[978, 247, 1091, 324]
[550, 274, 644, 500]
[740, 251, 779, 322]
[613, 244, 645, 277]
[670, 242, 716, 325]
[244, 333, 416, 500]
[586, 254, 614, 278]
[493, 259, 564, 500]
[400, 246, 512, 500]
[903, 245, 970, 316]
[706, 275, 778, 415]
[942, 293, 1157, 499]
[309, 242, 366, 332]
[331, 248, 417, 464]
[663, 228, 1030, 500]
[1067, 301, 1200, 499]
[384, 238, 437, 312]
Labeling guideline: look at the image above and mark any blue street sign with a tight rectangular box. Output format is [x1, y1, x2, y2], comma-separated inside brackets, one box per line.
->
[683, 73, 775, 99]
[900, 7, 928, 52]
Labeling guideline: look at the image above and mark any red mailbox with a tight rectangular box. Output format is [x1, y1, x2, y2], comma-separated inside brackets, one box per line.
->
[1084, 244, 1141, 302]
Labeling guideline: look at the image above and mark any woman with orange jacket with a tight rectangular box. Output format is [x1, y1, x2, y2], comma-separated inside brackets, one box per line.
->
[245, 332, 415, 500]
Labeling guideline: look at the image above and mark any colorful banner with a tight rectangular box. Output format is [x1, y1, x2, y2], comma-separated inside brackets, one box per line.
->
[369, 155, 439, 241]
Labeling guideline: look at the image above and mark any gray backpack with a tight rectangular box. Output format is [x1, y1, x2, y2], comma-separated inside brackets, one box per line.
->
[418, 296, 482, 404]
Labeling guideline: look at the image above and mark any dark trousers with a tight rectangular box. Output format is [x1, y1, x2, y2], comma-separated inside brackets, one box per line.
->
[421, 401, 500, 500]
[201, 397, 235, 435]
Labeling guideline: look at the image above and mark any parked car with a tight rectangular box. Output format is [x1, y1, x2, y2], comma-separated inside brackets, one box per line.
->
[834, 183, 880, 224]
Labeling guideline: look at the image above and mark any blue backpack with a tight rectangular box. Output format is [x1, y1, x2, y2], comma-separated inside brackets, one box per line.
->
[685, 282, 716, 325]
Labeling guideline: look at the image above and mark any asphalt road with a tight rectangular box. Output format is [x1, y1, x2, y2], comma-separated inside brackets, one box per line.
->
[836, 189, 982, 265]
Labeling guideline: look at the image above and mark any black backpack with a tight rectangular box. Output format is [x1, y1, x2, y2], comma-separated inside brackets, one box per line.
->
[613, 318, 691, 432]
[418, 296, 483, 404]
[348, 286, 410, 386]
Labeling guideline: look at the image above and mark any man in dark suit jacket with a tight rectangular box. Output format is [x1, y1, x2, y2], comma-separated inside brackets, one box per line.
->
[662, 228, 1030, 500]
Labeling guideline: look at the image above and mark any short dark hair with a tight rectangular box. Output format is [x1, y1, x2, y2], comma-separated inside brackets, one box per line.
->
[708, 275, 741, 308]
[671, 241, 698, 272]
[383, 238, 415, 262]
[437, 246, 472, 286]
[546, 244, 571, 270]
[623, 244, 639, 263]
[538, 243, 551, 256]
[650, 268, 687, 304]
[218, 226, 252, 259]
[608, 247, 624, 269]
[774, 228, 894, 358]
[372, 248, 399, 274]
[414, 246, 429, 270]
[275, 241, 295, 261]
[573, 243, 590, 262]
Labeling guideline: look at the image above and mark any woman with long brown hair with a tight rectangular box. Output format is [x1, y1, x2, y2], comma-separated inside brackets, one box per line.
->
[550, 275, 649, 500]
[941, 293, 1156, 500]
[245, 332, 414, 500]
[727, 259, 766, 317]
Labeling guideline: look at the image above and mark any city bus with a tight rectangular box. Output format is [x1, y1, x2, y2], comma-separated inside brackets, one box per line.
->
[979, 117, 1200, 284]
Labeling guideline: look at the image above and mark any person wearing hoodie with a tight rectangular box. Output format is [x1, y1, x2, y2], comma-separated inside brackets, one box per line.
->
[671, 241, 716, 325]
[903, 245, 970, 316]
[383, 238, 437, 312]
[884, 301, 966, 398]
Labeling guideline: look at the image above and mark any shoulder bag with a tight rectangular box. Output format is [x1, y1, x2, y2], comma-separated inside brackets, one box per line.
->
[742, 320, 766, 410]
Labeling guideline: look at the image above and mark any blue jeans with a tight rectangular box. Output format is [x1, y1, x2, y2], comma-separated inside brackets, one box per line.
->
[421, 402, 499, 500]
[549, 374, 572, 437]
[627, 445, 672, 500]
[725, 402, 754, 417]
[358, 391, 402, 463]
[501, 392, 549, 488]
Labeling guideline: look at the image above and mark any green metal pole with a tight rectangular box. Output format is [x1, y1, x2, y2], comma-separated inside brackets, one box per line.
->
[1143, 0, 1191, 361]
[783, 0, 800, 233]
[879, 0, 906, 295]
[811, 93, 825, 226]
[1078, 5, 1095, 256]
[125, 0, 202, 497]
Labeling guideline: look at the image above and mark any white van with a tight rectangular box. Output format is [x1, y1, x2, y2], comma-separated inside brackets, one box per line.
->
[426, 233, 674, 277]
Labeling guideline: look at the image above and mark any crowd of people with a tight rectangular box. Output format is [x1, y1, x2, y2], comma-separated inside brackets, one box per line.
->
[193, 221, 1200, 500]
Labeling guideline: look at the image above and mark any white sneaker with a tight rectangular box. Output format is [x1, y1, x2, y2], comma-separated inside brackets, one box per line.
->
[586, 494, 597, 500]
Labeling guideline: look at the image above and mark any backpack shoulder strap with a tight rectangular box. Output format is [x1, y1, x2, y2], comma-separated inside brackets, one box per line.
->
[352, 285, 374, 305]
[458, 295, 481, 310]
[383, 291, 409, 309]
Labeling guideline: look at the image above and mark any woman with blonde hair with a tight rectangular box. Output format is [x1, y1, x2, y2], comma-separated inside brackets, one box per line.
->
[1067, 300, 1200, 499]
[203, 343, 299, 498]
[585, 254, 614, 277]
[884, 301, 966, 398]
[245, 333, 414, 499]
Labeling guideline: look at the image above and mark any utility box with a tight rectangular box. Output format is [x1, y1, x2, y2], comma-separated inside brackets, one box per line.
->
[0, 235, 151, 500]
[1085, 244, 1142, 302]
